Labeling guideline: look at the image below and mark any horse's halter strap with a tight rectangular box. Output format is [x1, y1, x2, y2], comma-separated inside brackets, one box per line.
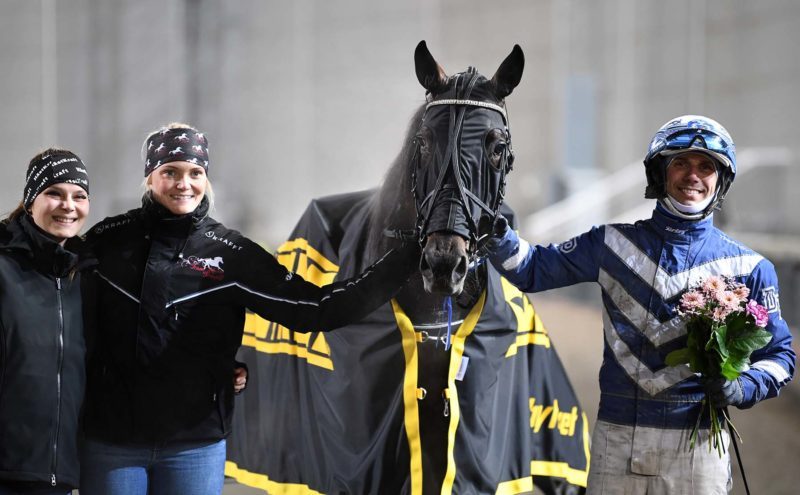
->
[412, 69, 513, 256]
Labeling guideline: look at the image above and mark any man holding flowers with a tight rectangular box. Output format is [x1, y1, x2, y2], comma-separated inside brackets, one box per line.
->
[483, 115, 795, 493]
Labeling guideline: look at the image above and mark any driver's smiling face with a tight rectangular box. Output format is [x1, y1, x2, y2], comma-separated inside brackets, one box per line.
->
[665, 152, 718, 205]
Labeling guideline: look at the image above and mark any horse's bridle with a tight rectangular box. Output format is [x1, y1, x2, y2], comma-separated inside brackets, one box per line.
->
[409, 68, 514, 259]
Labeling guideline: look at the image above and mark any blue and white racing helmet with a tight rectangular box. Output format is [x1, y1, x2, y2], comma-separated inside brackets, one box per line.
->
[643, 115, 736, 214]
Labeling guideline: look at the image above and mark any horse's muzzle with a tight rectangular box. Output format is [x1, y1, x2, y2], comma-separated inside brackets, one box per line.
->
[419, 232, 469, 295]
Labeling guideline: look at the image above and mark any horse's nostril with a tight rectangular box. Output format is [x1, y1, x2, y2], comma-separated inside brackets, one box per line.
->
[453, 256, 468, 280]
[419, 251, 432, 275]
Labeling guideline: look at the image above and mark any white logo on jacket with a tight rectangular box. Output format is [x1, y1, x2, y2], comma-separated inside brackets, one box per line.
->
[93, 217, 133, 234]
[204, 231, 243, 251]
[761, 286, 780, 315]
[557, 237, 578, 254]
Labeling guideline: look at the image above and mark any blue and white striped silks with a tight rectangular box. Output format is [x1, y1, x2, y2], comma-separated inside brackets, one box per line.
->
[488, 202, 795, 429]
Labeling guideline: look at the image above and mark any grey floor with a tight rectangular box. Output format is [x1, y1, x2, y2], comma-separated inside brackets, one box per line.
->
[222, 477, 264, 494]
[72, 479, 262, 494]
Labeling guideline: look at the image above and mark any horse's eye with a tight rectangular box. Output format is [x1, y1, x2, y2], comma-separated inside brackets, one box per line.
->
[485, 129, 506, 170]
[417, 127, 433, 159]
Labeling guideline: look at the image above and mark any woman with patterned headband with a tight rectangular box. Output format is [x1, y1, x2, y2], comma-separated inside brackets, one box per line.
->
[0, 148, 91, 494]
[78, 122, 418, 495]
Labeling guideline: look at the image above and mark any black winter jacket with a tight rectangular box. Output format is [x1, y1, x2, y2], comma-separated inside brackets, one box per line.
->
[0, 215, 86, 489]
[82, 198, 416, 444]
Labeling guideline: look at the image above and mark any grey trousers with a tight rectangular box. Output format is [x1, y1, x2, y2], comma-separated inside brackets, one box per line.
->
[586, 419, 732, 494]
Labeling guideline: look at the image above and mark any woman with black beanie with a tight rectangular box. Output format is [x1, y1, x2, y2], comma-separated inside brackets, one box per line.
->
[79, 123, 418, 495]
[0, 148, 91, 494]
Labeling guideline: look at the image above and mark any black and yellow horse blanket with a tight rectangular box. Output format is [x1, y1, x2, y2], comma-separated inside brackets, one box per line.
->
[225, 191, 590, 494]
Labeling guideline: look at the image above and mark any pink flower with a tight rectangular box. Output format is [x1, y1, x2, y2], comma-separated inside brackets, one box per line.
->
[745, 299, 769, 327]
[702, 276, 727, 296]
[716, 290, 744, 311]
[712, 305, 731, 322]
[732, 285, 750, 300]
[680, 291, 706, 312]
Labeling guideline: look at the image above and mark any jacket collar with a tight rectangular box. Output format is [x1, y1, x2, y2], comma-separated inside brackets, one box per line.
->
[650, 201, 713, 241]
[0, 214, 80, 276]
[140, 195, 211, 236]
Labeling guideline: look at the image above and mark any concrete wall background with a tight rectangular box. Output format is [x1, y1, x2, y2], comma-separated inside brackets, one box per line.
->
[2, 0, 799, 248]
[3, 3, 798, 493]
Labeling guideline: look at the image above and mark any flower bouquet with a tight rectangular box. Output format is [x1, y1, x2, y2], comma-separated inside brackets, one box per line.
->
[665, 275, 772, 454]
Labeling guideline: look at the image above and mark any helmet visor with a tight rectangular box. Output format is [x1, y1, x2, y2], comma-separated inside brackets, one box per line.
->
[659, 129, 732, 169]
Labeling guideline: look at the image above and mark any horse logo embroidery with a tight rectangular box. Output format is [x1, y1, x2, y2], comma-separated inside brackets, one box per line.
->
[175, 133, 190, 142]
[155, 143, 166, 153]
[180, 255, 225, 281]
[169, 147, 183, 155]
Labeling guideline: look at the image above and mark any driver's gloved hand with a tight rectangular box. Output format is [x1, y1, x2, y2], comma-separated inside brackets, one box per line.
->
[706, 377, 744, 408]
[477, 214, 510, 257]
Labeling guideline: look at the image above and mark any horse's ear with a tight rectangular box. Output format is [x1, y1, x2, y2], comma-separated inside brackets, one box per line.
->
[415, 40, 448, 93]
[491, 44, 524, 99]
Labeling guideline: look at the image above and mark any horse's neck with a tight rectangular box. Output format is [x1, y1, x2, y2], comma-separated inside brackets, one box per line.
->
[394, 267, 486, 326]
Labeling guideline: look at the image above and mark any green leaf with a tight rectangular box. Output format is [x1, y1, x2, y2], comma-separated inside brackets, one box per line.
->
[720, 355, 748, 380]
[666, 348, 692, 367]
[725, 347, 749, 367]
[728, 328, 772, 354]
[713, 325, 729, 360]
[726, 318, 749, 341]
[726, 315, 746, 336]
[704, 323, 718, 351]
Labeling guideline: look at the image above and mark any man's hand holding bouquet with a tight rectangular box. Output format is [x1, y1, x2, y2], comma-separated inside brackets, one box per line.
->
[665, 275, 772, 455]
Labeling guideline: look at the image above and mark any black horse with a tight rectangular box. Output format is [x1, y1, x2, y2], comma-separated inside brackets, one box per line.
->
[367, 40, 521, 297]
[228, 42, 588, 495]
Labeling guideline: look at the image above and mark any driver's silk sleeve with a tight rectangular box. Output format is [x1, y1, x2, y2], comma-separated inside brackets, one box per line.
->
[738, 259, 796, 408]
[487, 226, 604, 293]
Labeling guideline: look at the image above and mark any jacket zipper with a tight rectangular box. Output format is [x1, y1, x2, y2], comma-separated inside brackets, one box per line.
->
[51, 277, 65, 486]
